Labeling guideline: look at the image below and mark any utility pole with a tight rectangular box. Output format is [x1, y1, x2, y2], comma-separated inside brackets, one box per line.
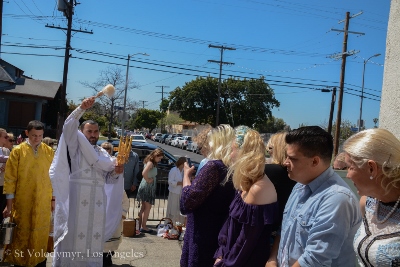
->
[156, 85, 170, 133]
[0, 0, 3, 58]
[139, 100, 148, 109]
[328, 87, 337, 135]
[49, 0, 93, 139]
[208, 44, 235, 126]
[330, 11, 364, 156]
[321, 87, 337, 135]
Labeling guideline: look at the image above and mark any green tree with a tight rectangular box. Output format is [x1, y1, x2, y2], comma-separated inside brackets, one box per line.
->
[328, 119, 357, 144]
[168, 76, 279, 127]
[134, 109, 164, 133]
[162, 112, 184, 132]
[160, 99, 170, 113]
[256, 116, 287, 133]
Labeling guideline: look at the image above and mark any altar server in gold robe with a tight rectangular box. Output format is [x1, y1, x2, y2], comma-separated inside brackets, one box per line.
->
[3, 120, 54, 267]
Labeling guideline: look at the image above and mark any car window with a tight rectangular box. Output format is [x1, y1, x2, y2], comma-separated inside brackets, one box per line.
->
[131, 147, 151, 162]
[131, 147, 176, 163]
[132, 135, 145, 140]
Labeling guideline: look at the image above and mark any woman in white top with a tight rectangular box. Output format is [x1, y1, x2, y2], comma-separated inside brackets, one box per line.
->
[166, 157, 187, 224]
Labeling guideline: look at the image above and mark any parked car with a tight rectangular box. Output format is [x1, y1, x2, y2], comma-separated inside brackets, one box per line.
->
[108, 140, 198, 198]
[171, 137, 183, 147]
[160, 134, 169, 144]
[178, 136, 192, 150]
[165, 134, 176, 145]
[154, 133, 163, 142]
[165, 133, 183, 145]
[145, 133, 153, 139]
[130, 134, 147, 143]
[186, 141, 198, 153]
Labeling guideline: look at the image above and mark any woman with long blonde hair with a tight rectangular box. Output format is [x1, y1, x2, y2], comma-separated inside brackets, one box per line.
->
[214, 126, 278, 267]
[180, 125, 236, 267]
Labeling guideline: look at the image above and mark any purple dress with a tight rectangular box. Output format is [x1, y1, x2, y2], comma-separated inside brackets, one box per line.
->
[180, 160, 235, 267]
[214, 191, 279, 267]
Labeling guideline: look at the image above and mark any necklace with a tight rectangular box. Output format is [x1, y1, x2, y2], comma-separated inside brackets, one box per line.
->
[375, 195, 400, 224]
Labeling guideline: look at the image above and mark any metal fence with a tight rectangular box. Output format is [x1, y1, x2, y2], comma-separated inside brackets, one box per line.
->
[127, 179, 171, 221]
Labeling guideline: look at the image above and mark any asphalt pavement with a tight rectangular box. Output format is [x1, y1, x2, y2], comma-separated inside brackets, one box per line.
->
[147, 140, 204, 164]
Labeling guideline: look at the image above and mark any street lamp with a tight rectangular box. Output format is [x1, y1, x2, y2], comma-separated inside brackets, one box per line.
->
[358, 53, 381, 132]
[121, 52, 149, 137]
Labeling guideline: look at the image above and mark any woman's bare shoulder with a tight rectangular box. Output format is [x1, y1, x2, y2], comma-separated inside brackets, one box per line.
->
[245, 175, 277, 205]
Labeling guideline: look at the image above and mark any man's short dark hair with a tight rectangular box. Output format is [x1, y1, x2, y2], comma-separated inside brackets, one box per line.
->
[26, 120, 44, 132]
[285, 126, 333, 163]
[80, 120, 99, 131]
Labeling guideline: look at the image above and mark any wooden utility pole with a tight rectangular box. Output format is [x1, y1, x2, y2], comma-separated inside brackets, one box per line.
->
[334, 12, 350, 156]
[139, 100, 148, 109]
[330, 11, 364, 156]
[208, 44, 235, 127]
[0, 0, 3, 58]
[328, 87, 337, 135]
[156, 85, 170, 110]
[156, 85, 170, 133]
[48, 0, 93, 139]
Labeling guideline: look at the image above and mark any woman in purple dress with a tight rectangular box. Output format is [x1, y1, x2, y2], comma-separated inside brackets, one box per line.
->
[214, 126, 278, 267]
[180, 125, 236, 267]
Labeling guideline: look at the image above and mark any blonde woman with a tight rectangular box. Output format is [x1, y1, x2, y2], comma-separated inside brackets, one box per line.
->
[214, 126, 278, 267]
[343, 128, 400, 267]
[180, 125, 236, 267]
[137, 148, 164, 233]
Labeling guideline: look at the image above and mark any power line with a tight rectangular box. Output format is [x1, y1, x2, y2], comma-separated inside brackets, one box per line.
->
[1, 49, 379, 100]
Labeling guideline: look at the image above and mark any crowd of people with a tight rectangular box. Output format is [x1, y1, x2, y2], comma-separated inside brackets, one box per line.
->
[177, 124, 399, 267]
[0, 96, 399, 267]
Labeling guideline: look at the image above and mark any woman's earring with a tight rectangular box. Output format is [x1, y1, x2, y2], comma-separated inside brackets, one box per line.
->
[370, 176, 374, 180]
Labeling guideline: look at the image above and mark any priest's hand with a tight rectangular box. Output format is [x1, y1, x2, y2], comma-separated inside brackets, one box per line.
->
[115, 164, 124, 174]
[80, 97, 96, 110]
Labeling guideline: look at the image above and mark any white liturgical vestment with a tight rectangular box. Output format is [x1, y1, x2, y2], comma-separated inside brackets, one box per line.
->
[50, 107, 119, 267]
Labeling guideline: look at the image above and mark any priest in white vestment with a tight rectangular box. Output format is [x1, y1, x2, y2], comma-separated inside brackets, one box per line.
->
[50, 97, 123, 267]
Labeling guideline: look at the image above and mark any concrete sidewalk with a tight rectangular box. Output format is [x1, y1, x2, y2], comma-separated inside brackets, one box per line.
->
[45, 221, 183, 267]
[107, 222, 183, 267]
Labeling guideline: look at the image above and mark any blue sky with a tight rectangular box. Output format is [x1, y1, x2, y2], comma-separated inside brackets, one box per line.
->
[1, 0, 389, 129]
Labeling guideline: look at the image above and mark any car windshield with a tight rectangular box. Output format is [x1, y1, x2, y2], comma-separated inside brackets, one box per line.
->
[132, 135, 145, 140]
[161, 148, 176, 161]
